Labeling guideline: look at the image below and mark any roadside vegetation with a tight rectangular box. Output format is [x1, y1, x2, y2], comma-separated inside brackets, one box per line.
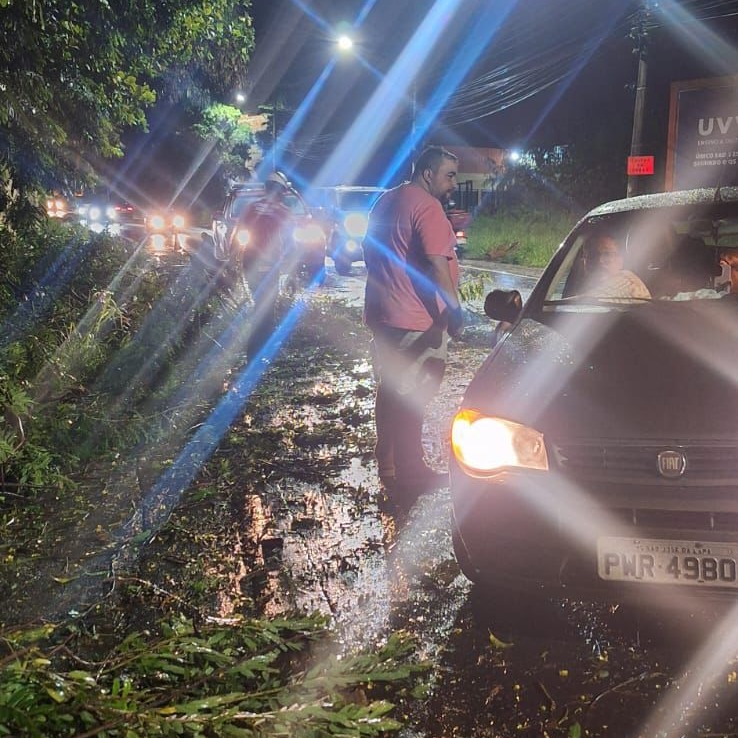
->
[464, 207, 578, 267]
[0, 216, 428, 736]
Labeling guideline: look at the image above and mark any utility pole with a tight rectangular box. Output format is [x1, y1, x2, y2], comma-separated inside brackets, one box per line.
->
[627, 1, 652, 198]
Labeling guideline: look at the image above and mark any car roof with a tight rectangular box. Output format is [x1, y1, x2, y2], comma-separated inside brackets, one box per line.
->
[315, 185, 385, 192]
[230, 182, 266, 192]
[586, 187, 738, 218]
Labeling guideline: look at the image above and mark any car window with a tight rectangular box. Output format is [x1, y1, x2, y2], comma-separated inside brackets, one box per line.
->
[337, 190, 382, 211]
[283, 193, 307, 216]
[542, 205, 738, 311]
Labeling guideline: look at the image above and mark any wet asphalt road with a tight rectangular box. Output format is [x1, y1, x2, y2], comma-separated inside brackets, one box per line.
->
[217, 254, 738, 738]
[108, 234, 738, 737]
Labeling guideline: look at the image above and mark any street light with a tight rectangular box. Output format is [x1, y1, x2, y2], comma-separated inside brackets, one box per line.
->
[336, 34, 353, 52]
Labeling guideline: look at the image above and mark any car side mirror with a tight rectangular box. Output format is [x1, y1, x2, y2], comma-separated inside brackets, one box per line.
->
[484, 289, 523, 323]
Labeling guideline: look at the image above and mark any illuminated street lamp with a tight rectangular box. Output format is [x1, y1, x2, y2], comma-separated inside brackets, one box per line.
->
[336, 34, 354, 52]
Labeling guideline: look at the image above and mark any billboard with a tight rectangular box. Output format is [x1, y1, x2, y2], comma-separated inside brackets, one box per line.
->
[665, 75, 738, 191]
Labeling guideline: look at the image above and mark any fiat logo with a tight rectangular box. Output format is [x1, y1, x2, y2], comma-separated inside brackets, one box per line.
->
[657, 450, 687, 478]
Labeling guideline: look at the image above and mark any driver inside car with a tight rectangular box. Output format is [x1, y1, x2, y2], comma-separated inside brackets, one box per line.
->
[581, 232, 651, 300]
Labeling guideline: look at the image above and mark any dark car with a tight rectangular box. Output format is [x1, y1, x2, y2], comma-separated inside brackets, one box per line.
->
[450, 187, 738, 606]
[212, 182, 326, 277]
[309, 185, 386, 275]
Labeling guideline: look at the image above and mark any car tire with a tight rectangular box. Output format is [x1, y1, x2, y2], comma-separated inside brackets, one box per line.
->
[334, 255, 352, 276]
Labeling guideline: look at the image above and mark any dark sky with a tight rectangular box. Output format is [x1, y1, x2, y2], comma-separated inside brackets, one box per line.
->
[244, 0, 738, 187]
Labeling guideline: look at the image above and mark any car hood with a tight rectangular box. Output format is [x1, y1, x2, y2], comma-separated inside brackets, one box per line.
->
[463, 299, 738, 440]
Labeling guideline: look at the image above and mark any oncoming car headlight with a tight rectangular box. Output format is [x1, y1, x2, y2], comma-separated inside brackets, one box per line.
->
[451, 409, 548, 476]
[234, 228, 251, 248]
[149, 213, 166, 231]
[171, 213, 186, 230]
[343, 212, 369, 238]
[294, 222, 325, 245]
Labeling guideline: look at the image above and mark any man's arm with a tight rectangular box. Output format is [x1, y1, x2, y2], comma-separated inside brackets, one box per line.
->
[427, 254, 463, 337]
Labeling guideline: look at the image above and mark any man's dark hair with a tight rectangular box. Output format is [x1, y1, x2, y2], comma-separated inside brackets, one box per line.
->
[412, 146, 458, 180]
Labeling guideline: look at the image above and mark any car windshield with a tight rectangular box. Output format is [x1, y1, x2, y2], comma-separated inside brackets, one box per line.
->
[337, 190, 382, 211]
[231, 190, 307, 219]
[542, 200, 738, 311]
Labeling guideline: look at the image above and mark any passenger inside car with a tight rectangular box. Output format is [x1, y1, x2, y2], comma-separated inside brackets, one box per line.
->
[645, 231, 718, 299]
[580, 232, 651, 300]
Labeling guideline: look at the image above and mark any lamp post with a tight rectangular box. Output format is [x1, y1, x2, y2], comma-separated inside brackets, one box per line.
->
[627, 1, 652, 198]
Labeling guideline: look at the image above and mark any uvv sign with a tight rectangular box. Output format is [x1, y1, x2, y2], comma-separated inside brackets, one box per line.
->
[666, 75, 738, 191]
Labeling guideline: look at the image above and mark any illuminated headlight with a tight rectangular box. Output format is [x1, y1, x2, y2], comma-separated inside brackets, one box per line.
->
[343, 212, 368, 238]
[451, 409, 548, 476]
[106, 206, 117, 220]
[171, 213, 185, 230]
[234, 228, 251, 247]
[88, 205, 102, 221]
[56, 199, 65, 210]
[46, 199, 54, 210]
[149, 214, 166, 231]
[294, 223, 325, 244]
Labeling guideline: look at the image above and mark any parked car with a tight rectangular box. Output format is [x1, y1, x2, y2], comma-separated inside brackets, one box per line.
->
[308, 185, 386, 275]
[212, 182, 326, 278]
[450, 187, 738, 606]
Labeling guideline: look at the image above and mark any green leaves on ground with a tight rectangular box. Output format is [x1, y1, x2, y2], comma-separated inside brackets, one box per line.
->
[0, 615, 426, 737]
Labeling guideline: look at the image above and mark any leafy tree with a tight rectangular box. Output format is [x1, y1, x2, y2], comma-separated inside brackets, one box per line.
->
[0, 0, 255, 223]
[194, 103, 268, 182]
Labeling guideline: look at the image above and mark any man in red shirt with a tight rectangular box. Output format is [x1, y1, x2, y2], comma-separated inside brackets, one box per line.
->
[363, 146, 463, 505]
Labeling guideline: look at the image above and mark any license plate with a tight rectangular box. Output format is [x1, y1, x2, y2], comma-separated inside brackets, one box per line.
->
[597, 537, 738, 588]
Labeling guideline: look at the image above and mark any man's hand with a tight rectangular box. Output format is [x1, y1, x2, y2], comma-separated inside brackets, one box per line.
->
[447, 305, 464, 339]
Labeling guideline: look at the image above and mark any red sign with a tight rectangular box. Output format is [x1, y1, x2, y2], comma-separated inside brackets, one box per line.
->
[627, 155, 655, 176]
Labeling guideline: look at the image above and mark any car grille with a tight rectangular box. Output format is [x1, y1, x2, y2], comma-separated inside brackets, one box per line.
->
[607, 507, 738, 532]
[553, 441, 738, 484]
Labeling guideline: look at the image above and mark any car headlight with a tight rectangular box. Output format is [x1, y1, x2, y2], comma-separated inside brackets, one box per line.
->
[451, 409, 548, 476]
[343, 212, 368, 238]
[88, 205, 102, 221]
[294, 223, 325, 245]
[106, 206, 117, 220]
[171, 213, 185, 230]
[149, 213, 166, 231]
[234, 228, 251, 248]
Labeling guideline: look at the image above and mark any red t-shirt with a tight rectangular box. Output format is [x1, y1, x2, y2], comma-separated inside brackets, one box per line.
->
[363, 182, 459, 331]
